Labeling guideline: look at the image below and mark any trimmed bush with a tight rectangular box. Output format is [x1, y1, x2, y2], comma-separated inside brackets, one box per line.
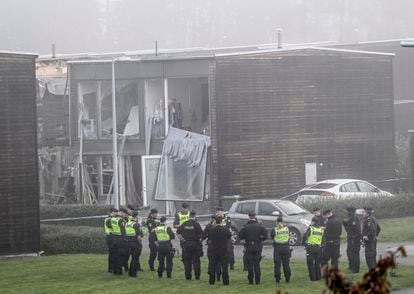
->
[40, 205, 111, 227]
[41, 224, 107, 255]
[301, 194, 414, 220]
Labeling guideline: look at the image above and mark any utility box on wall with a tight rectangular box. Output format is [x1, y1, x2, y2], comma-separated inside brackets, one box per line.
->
[0, 51, 40, 255]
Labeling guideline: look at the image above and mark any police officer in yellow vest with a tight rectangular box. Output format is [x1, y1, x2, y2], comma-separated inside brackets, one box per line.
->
[104, 207, 118, 273]
[174, 203, 190, 260]
[125, 211, 144, 278]
[302, 217, 324, 281]
[151, 216, 175, 278]
[105, 207, 128, 275]
[271, 216, 291, 283]
[174, 203, 190, 228]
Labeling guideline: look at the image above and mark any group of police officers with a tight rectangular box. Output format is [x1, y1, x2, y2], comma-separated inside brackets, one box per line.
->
[104, 203, 381, 286]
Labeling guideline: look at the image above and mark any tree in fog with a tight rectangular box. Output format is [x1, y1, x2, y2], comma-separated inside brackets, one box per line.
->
[1, 0, 414, 54]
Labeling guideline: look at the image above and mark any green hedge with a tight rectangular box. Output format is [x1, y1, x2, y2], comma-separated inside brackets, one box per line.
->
[41, 225, 107, 255]
[40, 205, 111, 227]
[300, 194, 414, 220]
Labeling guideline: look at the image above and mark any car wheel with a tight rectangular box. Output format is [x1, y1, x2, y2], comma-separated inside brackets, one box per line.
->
[230, 226, 240, 245]
[288, 227, 302, 246]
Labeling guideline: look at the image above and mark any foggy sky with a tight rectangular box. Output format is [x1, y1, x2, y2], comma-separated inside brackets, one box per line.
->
[0, 0, 413, 55]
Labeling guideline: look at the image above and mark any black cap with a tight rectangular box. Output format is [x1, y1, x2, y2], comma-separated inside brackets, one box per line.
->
[132, 211, 139, 217]
[248, 211, 256, 218]
[190, 210, 196, 217]
[277, 216, 283, 223]
[150, 208, 158, 214]
[127, 204, 135, 211]
[160, 216, 167, 223]
[346, 206, 356, 213]
[119, 207, 128, 214]
[311, 217, 319, 224]
[182, 203, 189, 209]
[110, 207, 119, 213]
[215, 207, 224, 212]
[322, 209, 331, 215]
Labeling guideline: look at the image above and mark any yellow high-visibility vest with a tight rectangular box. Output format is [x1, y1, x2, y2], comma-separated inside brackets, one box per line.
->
[273, 226, 290, 244]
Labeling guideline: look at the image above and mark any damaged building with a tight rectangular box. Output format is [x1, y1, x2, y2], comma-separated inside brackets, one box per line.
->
[58, 46, 396, 213]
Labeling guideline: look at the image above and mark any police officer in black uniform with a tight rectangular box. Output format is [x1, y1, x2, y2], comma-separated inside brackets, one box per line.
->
[343, 206, 361, 273]
[125, 211, 144, 277]
[207, 216, 231, 285]
[271, 216, 291, 283]
[239, 212, 268, 285]
[105, 207, 128, 275]
[362, 207, 381, 270]
[104, 207, 118, 273]
[151, 216, 175, 278]
[321, 210, 342, 271]
[203, 215, 223, 281]
[146, 208, 159, 271]
[177, 210, 203, 280]
[303, 217, 324, 281]
[215, 207, 235, 270]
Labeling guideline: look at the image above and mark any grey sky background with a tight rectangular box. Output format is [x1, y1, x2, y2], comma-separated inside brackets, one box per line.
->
[0, 0, 412, 55]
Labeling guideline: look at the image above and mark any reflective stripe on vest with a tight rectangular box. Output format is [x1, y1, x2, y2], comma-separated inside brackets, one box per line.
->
[178, 212, 190, 225]
[155, 225, 170, 242]
[104, 217, 113, 235]
[307, 226, 323, 246]
[273, 226, 290, 244]
[111, 217, 122, 235]
[125, 221, 136, 237]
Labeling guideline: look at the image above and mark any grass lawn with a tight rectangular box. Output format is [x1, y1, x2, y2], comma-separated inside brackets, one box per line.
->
[0, 255, 413, 294]
[378, 216, 414, 243]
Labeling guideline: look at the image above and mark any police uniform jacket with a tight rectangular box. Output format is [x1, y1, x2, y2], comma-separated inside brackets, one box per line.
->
[323, 215, 342, 245]
[239, 219, 268, 251]
[105, 216, 127, 238]
[343, 214, 361, 240]
[150, 224, 175, 249]
[362, 216, 381, 241]
[177, 219, 203, 242]
[207, 224, 231, 252]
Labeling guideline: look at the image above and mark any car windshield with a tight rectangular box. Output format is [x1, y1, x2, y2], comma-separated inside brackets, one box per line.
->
[275, 200, 309, 215]
[308, 183, 337, 189]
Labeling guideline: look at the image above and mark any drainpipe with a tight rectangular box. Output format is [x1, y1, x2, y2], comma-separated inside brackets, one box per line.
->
[112, 58, 119, 209]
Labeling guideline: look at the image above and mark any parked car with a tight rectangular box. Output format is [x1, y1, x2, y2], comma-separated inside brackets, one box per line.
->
[284, 179, 393, 204]
[227, 199, 313, 246]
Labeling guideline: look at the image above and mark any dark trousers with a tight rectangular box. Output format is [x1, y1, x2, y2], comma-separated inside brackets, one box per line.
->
[112, 237, 128, 275]
[227, 239, 235, 266]
[306, 245, 322, 281]
[347, 238, 361, 273]
[106, 236, 116, 272]
[208, 251, 229, 285]
[322, 242, 340, 269]
[148, 241, 158, 270]
[207, 249, 222, 281]
[157, 244, 174, 276]
[183, 241, 201, 279]
[137, 244, 143, 270]
[245, 250, 262, 284]
[365, 239, 377, 270]
[273, 245, 291, 282]
[127, 239, 140, 276]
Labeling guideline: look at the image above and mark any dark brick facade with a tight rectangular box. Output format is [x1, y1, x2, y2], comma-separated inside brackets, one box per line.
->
[211, 49, 395, 199]
[0, 52, 40, 255]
